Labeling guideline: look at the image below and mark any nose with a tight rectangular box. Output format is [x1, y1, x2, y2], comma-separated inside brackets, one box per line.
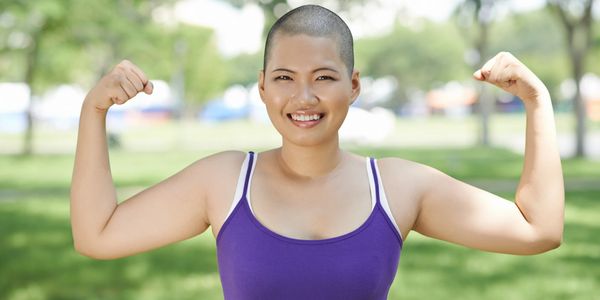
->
[292, 81, 318, 106]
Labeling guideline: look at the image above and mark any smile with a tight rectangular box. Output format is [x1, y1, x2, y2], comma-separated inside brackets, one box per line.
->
[289, 113, 322, 121]
[287, 112, 325, 128]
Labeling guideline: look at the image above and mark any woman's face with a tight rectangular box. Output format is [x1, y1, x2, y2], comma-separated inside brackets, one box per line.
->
[259, 33, 360, 147]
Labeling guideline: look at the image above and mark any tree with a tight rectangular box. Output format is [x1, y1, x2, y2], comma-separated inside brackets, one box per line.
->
[0, 0, 76, 155]
[225, 0, 367, 38]
[0, 0, 164, 154]
[455, 0, 506, 147]
[0, 0, 224, 153]
[548, 0, 596, 157]
[355, 22, 469, 108]
[487, 8, 568, 102]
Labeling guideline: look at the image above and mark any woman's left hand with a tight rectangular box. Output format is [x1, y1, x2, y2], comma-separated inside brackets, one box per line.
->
[473, 52, 549, 104]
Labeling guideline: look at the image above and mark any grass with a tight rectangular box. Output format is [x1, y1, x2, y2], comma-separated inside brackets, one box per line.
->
[1, 118, 599, 299]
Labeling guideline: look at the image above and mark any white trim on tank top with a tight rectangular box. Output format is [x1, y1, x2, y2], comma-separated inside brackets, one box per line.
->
[365, 157, 377, 210]
[226, 152, 251, 218]
[246, 152, 258, 214]
[224, 152, 403, 241]
[371, 158, 404, 241]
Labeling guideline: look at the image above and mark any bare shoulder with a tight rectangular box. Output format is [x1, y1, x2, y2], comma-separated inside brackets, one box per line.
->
[377, 156, 440, 190]
[377, 156, 451, 209]
[192, 150, 249, 235]
[192, 150, 247, 205]
[192, 150, 247, 174]
[375, 157, 442, 239]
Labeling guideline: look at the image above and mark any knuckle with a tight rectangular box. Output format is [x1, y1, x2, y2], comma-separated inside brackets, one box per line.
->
[111, 73, 124, 85]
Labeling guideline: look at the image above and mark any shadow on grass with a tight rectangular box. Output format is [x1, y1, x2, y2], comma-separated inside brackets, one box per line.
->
[0, 200, 221, 300]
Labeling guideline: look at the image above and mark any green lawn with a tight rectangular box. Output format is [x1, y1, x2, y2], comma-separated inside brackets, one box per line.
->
[1, 140, 599, 299]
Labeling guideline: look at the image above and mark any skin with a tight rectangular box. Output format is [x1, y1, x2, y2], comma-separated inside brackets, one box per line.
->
[71, 34, 563, 260]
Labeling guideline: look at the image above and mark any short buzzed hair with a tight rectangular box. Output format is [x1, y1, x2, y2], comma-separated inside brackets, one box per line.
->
[263, 4, 354, 75]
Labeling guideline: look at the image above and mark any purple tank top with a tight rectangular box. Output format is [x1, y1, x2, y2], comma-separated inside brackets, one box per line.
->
[216, 152, 403, 299]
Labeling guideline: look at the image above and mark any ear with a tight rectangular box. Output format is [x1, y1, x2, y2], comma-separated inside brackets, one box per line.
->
[349, 69, 361, 105]
[258, 70, 266, 103]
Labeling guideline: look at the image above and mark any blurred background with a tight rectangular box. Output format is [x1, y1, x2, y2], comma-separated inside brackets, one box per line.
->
[0, 0, 599, 299]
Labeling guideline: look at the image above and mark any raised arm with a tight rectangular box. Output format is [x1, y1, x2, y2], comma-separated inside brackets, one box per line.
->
[70, 60, 234, 259]
[412, 52, 564, 255]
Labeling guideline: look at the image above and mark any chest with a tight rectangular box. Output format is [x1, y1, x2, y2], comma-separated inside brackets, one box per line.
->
[248, 170, 374, 240]
[217, 229, 400, 299]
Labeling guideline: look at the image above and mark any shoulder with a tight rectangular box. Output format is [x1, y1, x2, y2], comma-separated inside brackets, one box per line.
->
[188, 150, 248, 187]
[185, 150, 247, 176]
[190, 151, 249, 224]
[375, 156, 465, 208]
[173, 150, 247, 198]
[371, 157, 445, 238]
[376, 156, 441, 182]
[375, 157, 447, 208]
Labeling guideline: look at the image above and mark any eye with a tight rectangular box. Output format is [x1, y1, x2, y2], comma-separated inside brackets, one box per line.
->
[274, 75, 291, 81]
[316, 75, 335, 81]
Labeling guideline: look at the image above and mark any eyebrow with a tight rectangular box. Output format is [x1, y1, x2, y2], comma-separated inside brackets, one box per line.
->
[271, 67, 339, 74]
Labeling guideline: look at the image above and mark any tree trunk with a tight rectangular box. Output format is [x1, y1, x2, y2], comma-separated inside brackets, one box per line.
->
[478, 85, 493, 146]
[22, 29, 42, 156]
[476, 17, 491, 147]
[571, 53, 586, 157]
[549, 0, 594, 158]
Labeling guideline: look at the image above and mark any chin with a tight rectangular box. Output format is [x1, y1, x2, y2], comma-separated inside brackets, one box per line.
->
[282, 131, 339, 147]
[268, 115, 342, 147]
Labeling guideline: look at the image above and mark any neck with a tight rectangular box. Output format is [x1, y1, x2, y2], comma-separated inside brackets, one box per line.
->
[277, 135, 343, 179]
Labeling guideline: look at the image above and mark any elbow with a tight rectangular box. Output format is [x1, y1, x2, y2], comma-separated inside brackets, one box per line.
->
[73, 240, 116, 260]
[73, 240, 99, 259]
[538, 237, 562, 253]
[538, 226, 564, 253]
[524, 233, 563, 255]
[545, 233, 563, 251]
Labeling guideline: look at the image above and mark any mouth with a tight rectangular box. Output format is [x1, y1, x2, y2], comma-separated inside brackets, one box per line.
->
[287, 112, 325, 128]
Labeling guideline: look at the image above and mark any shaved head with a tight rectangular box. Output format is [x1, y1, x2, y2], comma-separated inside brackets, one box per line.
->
[263, 4, 354, 75]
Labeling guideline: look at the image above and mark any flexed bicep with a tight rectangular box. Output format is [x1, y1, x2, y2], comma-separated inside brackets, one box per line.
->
[75, 151, 245, 260]
[92, 162, 209, 259]
[413, 166, 555, 255]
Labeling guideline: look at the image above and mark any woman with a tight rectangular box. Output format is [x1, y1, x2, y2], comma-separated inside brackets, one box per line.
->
[71, 5, 564, 299]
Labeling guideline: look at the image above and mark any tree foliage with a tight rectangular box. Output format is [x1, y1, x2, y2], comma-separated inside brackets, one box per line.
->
[547, 0, 596, 157]
[0, 0, 224, 103]
[355, 21, 470, 105]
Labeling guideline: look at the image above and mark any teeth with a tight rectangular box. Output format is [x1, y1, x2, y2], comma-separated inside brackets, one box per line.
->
[291, 114, 321, 121]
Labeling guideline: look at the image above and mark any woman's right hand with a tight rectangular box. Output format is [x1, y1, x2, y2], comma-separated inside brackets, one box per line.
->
[84, 60, 153, 112]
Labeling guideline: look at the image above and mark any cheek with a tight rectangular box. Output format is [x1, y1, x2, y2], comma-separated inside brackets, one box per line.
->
[262, 90, 288, 122]
[315, 84, 353, 107]
[264, 81, 292, 100]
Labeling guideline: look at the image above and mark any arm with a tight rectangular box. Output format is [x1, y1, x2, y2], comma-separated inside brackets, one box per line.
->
[413, 52, 564, 255]
[71, 60, 222, 259]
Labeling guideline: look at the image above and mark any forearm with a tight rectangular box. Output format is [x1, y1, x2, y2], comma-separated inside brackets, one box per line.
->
[515, 92, 564, 243]
[70, 101, 118, 251]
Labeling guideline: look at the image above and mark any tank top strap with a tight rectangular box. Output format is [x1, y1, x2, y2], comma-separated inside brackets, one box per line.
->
[225, 151, 256, 219]
[366, 157, 379, 208]
[367, 157, 404, 242]
[241, 151, 256, 199]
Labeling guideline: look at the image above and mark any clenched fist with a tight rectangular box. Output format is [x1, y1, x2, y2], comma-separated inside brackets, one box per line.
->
[84, 60, 153, 112]
[473, 52, 549, 104]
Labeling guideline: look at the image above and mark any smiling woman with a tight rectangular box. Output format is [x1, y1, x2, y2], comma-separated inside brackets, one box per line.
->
[70, 4, 564, 300]
[259, 32, 360, 147]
